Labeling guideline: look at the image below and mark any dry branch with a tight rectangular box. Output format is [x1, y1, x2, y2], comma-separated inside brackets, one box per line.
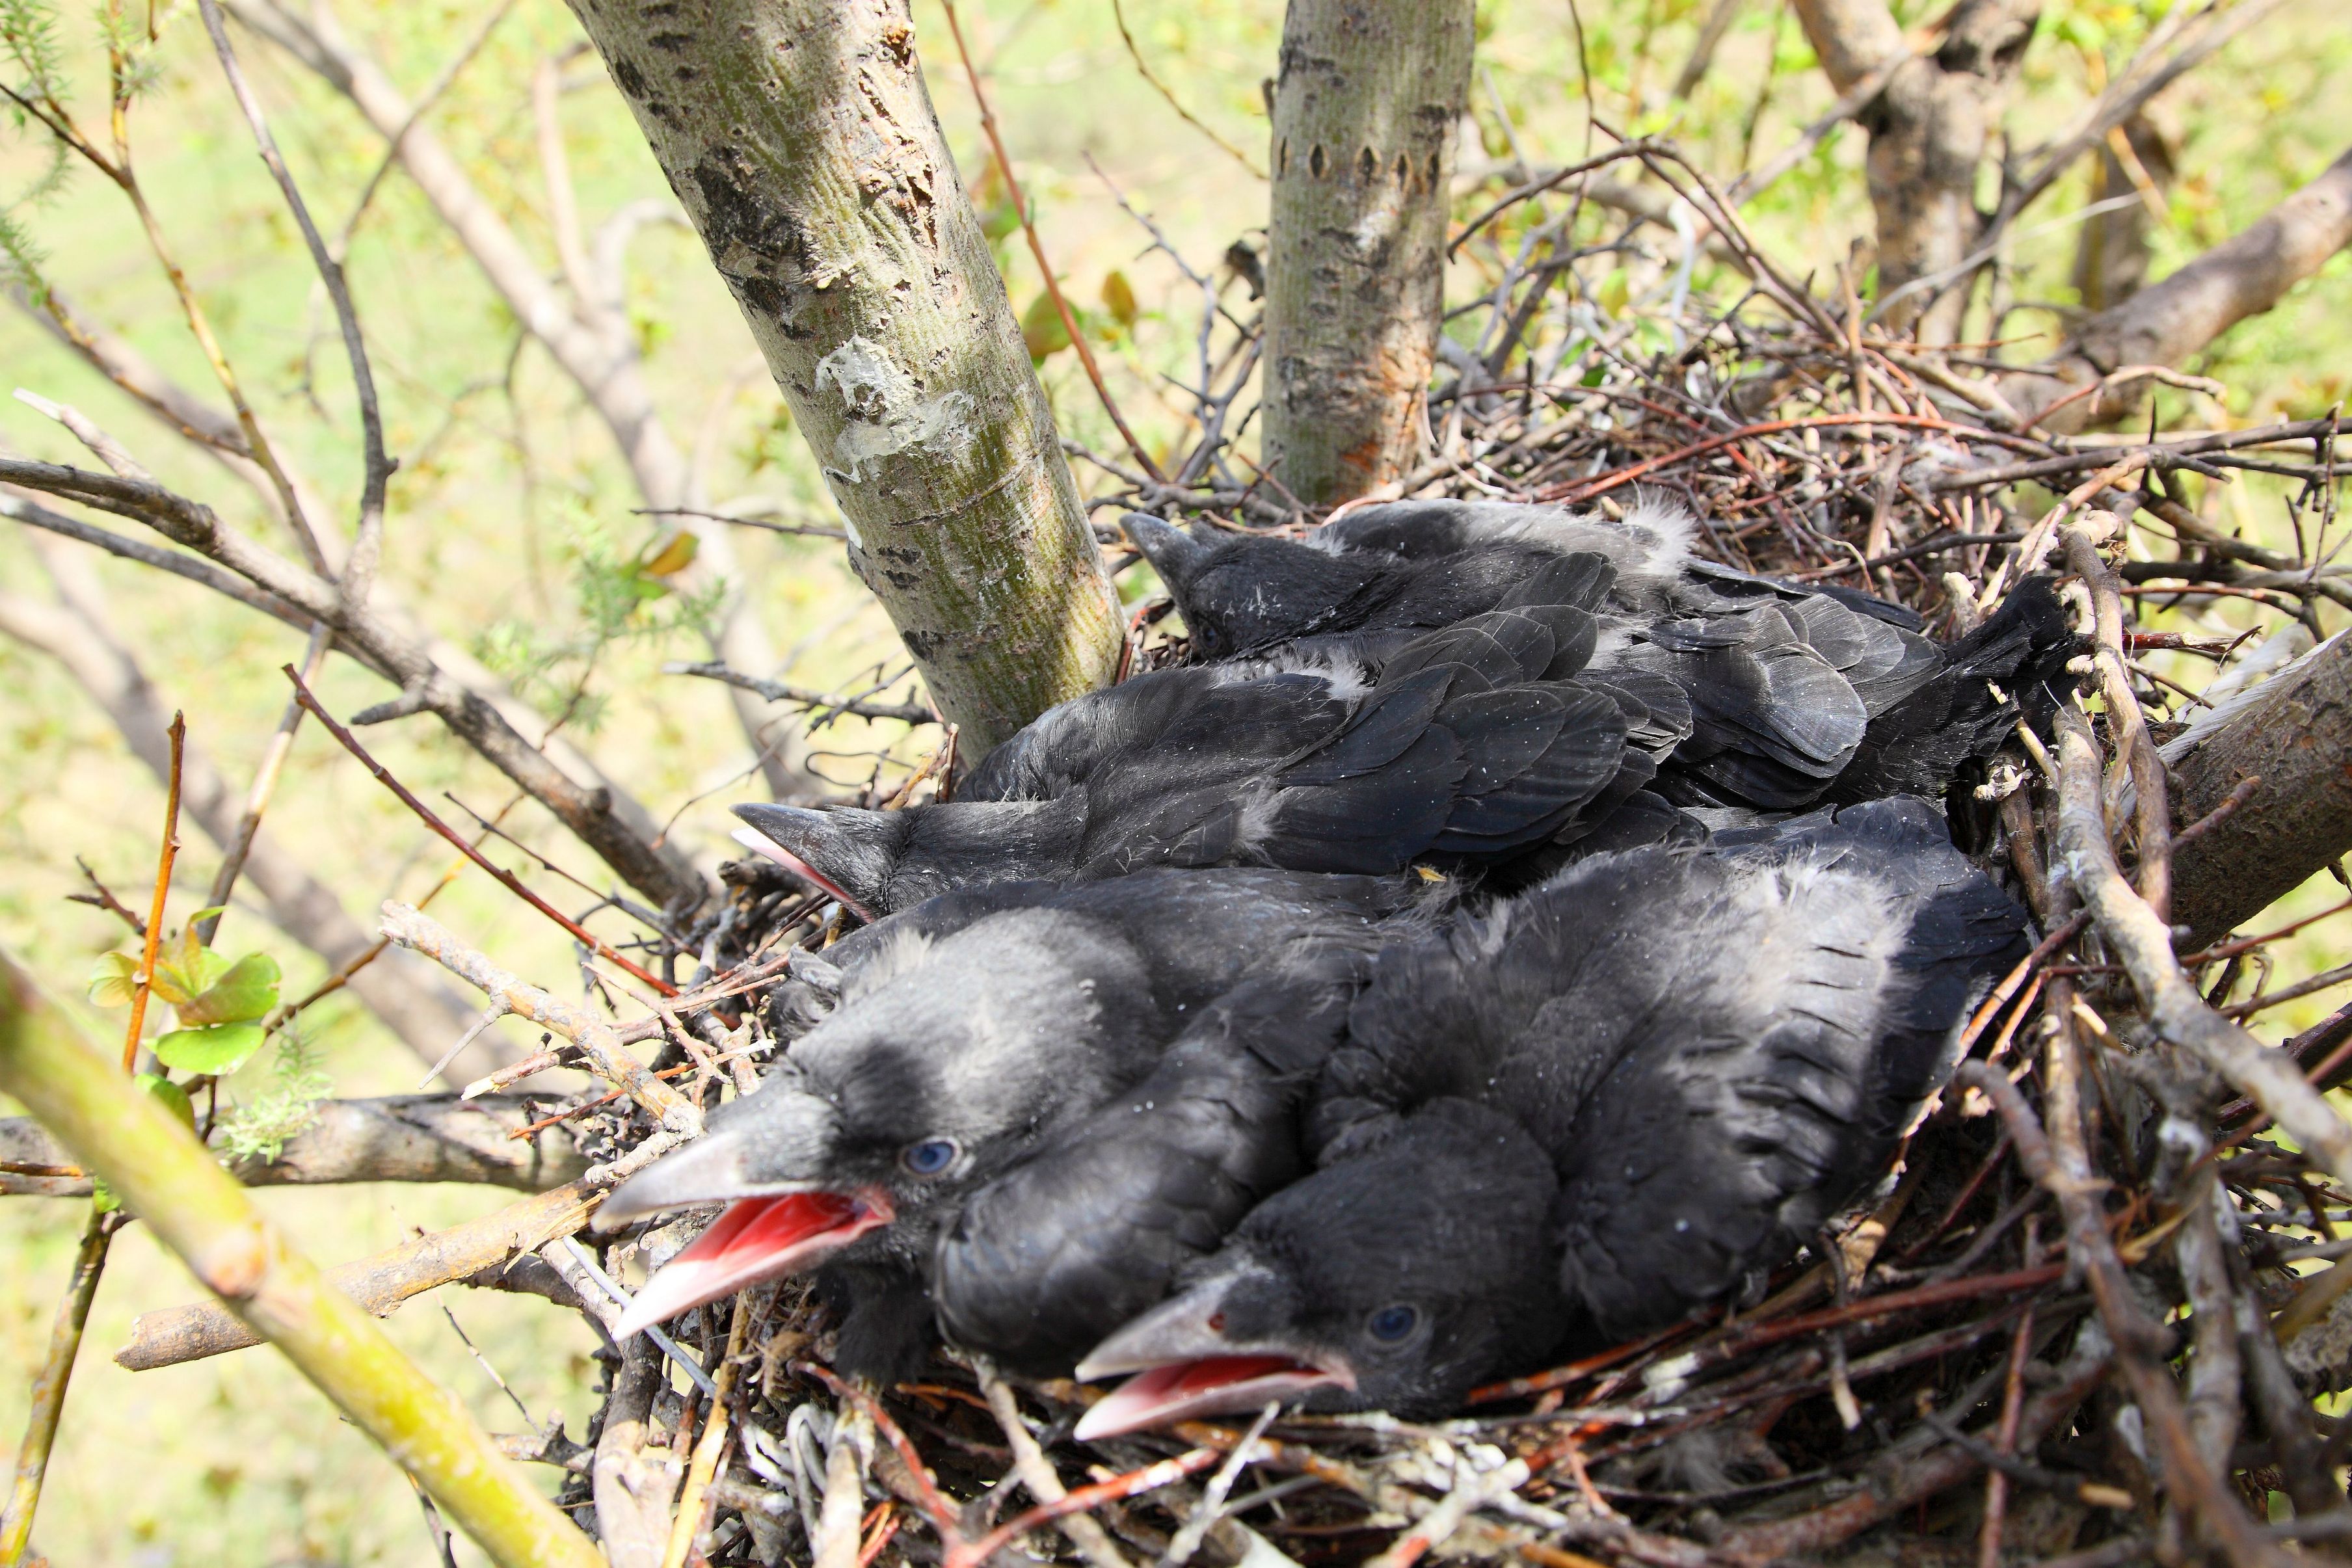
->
[115, 1175, 605, 1370]
[2053, 706, 2352, 1188]
[0, 1095, 582, 1199]
[2007, 144, 2352, 431]
[2163, 630, 2352, 948]
[380, 901, 700, 1137]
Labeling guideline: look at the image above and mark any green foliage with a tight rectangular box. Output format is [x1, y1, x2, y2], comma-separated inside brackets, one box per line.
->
[214, 1030, 333, 1166]
[472, 503, 727, 735]
[88, 921, 282, 1076]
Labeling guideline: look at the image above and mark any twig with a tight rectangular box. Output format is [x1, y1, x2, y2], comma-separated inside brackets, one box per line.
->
[379, 902, 698, 1136]
[665, 662, 935, 726]
[197, 0, 392, 613]
[289, 667, 679, 998]
[978, 1370, 1132, 1568]
[938, 0, 1166, 484]
[70, 856, 146, 936]
[1106, 0, 1261, 177]
[199, 622, 331, 945]
[0, 1210, 113, 1562]
[122, 711, 185, 1070]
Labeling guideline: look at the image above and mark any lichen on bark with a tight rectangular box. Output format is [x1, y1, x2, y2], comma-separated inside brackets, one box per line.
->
[564, 0, 1122, 756]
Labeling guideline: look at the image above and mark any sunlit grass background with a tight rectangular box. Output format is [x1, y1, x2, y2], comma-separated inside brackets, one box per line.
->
[0, 0, 2346, 1560]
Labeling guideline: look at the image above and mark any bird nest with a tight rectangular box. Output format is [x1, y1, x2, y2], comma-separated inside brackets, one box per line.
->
[488, 270, 2350, 1568]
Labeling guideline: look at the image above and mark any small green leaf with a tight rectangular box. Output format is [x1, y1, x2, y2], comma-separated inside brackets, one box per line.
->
[1022, 292, 1072, 362]
[87, 951, 139, 1009]
[135, 1072, 196, 1130]
[154, 1022, 266, 1076]
[152, 941, 230, 1007]
[92, 1178, 119, 1216]
[176, 952, 281, 1026]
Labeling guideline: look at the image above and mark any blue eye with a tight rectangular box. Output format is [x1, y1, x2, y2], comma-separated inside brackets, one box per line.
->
[1368, 1305, 1419, 1342]
[902, 1139, 957, 1176]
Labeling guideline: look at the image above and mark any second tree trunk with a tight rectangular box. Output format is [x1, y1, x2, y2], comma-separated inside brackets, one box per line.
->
[1266, 0, 1474, 507]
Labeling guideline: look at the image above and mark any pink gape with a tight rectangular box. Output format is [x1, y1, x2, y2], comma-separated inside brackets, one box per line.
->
[615, 1189, 894, 1340]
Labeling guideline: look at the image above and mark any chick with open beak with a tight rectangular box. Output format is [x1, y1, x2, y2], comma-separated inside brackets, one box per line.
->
[598, 868, 1424, 1380]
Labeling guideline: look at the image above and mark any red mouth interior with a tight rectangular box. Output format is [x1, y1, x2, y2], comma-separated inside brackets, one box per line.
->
[1073, 1355, 1340, 1441]
[614, 1190, 890, 1339]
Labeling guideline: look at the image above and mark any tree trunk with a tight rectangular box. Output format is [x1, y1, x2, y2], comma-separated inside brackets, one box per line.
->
[1791, 0, 2039, 344]
[1264, 0, 1474, 505]
[2007, 142, 2352, 432]
[559, 0, 1122, 758]
[2165, 631, 2352, 950]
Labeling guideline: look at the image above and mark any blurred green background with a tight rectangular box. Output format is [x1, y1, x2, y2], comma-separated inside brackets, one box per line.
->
[1, 0, 2346, 1560]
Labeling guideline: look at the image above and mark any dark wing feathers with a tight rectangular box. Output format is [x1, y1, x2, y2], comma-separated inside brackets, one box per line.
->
[1311, 803, 2026, 1338]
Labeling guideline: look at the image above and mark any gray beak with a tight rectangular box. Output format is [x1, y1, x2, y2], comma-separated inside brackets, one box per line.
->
[731, 803, 884, 920]
[598, 1128, 771, 1229]
[1121, 513, 1209, 587]
[1072, 1269, 1352, 1441]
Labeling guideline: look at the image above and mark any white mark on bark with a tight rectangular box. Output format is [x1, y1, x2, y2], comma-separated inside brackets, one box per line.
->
[814, 336, 978, 485]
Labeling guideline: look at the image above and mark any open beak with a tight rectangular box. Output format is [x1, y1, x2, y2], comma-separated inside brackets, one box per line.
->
[730, 825, 877, 923]
[1072, 1275, 1352, 1441]
[612, 1188, 894, 1340]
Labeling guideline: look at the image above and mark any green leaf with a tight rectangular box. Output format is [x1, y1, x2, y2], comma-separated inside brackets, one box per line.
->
[135, 1072, 196, 1130]
[1022, 291, 1072, 362]
[154, 1022, 266, 1076]
[87, 950, 139, 1009]
[92, 1178, 119, 1216]
[176, 952, 281, 1026]
[151, 940, 228, 1007]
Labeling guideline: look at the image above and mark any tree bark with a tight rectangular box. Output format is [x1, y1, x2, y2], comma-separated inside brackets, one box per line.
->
[1791, 0, 2039, 344]
[1265, 0, 1474, 505]
[0, 1095, 583, 1198]
[556, 0, 1123, 758]
[0, 544, 516, 1087]
[2006, 142, 2352, 432]
[2165, 631, 2352, 950]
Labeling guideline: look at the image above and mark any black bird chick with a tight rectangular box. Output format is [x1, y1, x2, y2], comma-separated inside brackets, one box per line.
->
[1074, 798, 2027, 1435]
[598, 868, 1424, 1379]
[734, 555, 1681, 917]
[1127, 498, 2076, 810]
[928, 951, 1366, 1377]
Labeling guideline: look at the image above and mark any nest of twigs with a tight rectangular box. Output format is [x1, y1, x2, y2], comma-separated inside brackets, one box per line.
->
[490, 218, 2352, 1568]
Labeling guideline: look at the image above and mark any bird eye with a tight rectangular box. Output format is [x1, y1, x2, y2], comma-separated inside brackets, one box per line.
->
[900, 1138, 957, 1176]
[1367, 1305, 1419, 1343]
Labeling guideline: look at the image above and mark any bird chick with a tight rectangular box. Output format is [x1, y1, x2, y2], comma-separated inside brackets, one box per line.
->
[1127, 498, 2077, 811]
[733, 554, 1673, 917]
[1073, 798, 2028, 1434]
[597, 868, 1423, 1381]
